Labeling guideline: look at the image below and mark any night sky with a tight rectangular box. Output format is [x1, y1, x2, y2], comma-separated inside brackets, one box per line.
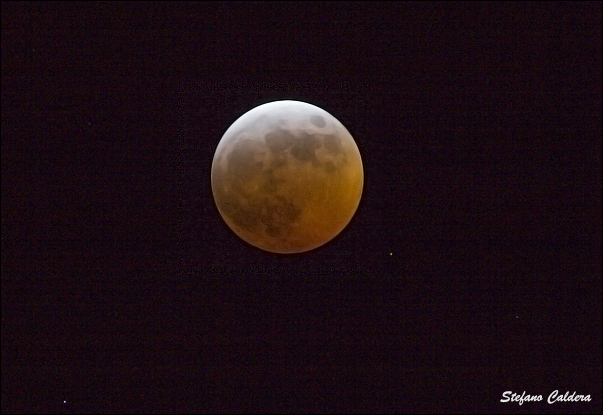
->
[2, 2, 601, 413]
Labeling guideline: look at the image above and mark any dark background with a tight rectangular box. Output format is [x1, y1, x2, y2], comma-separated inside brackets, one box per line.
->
[2, 2, 601, 413]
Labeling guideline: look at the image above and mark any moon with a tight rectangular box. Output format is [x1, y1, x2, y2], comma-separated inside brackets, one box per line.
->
[211, 100, 364, 254]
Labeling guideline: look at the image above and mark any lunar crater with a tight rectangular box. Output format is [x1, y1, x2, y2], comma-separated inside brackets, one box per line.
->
[310, 115, 326, 128]
[265, 130, 296, 153]
[323, 134, 342, 154]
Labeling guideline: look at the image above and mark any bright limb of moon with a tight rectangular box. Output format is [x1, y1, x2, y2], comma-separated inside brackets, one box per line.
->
[211, 100, 364, 254]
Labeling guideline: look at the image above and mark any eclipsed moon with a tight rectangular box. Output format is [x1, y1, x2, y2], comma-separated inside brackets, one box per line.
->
[211, 100, 364, 254]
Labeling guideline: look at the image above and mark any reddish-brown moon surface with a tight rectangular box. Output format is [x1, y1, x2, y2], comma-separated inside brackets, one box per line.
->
[211, 100, 364, 254]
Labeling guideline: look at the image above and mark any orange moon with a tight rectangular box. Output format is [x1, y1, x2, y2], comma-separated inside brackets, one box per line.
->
[211, 100, 364, 253]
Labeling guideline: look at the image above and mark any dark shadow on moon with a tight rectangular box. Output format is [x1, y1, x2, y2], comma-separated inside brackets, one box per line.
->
[210, 179, 365, 257]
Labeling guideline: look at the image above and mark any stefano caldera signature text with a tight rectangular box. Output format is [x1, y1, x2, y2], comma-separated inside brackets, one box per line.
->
[501, 390, 591, 405]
